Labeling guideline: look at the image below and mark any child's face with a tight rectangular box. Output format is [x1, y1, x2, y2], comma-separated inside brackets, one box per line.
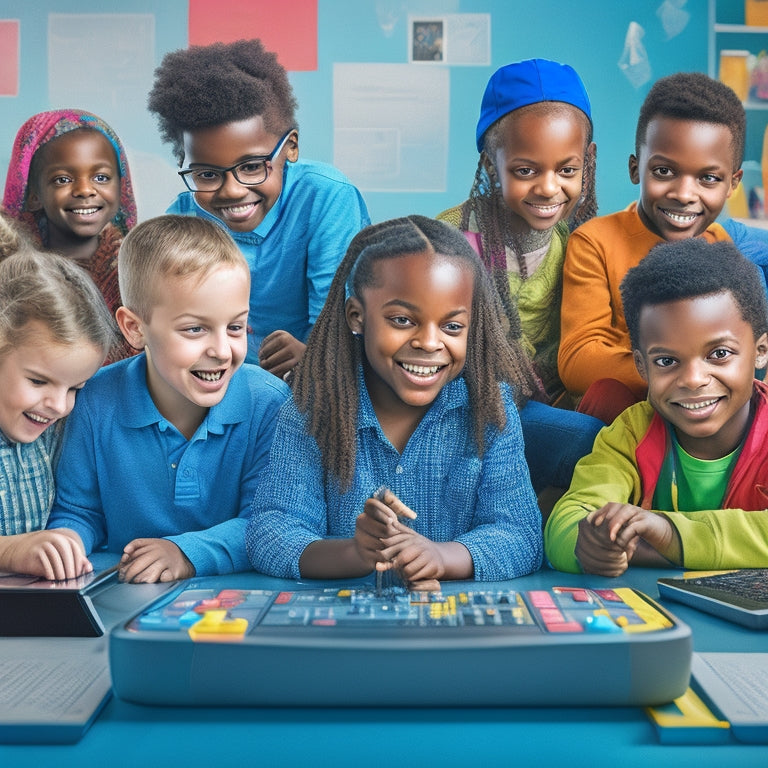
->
[630, 117, 742, 241]
[126, 265, 250, 432]
[0, 322, 104, 444]
[181, 116, 297, 233]
[345, 251, 473, 420]
[27, 130, 120, 247]
[493, 108, 592, 232]
[634, 292, 768, 460]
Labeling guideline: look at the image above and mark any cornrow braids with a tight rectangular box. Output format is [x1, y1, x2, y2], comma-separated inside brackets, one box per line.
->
[292, 215, 540, 489]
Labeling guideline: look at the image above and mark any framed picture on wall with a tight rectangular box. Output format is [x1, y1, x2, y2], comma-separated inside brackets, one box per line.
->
[410, 19, 444, 63]
[408, 14, 490, 66]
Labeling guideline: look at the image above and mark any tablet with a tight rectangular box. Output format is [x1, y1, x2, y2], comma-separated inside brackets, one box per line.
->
[0, 565, 118, 637]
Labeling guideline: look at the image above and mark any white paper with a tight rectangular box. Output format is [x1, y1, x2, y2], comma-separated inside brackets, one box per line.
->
[333, 63, 449, 192]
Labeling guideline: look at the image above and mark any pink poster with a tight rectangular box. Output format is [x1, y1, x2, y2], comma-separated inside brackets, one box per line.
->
[0, 21, 19, 96]
[188, 0, 318, 71]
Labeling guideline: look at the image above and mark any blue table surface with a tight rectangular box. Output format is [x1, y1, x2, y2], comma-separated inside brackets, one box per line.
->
[2, 560, 768, 768]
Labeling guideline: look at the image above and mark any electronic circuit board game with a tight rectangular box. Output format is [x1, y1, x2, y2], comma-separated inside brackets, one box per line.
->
[110, 578, 692, 707]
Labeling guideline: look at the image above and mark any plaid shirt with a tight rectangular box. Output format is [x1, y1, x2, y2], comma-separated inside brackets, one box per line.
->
[0, 426, 60, 535]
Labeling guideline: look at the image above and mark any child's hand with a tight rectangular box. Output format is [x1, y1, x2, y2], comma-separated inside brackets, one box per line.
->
[592, 503, 681, 566]
[119, 538, 195, 583]
[353, 489, 417, 571]
[0, 529, 91, 581]
[258, 330, 306, 379]
[575, 507, 633, 577]
[379, 527, 449, 585]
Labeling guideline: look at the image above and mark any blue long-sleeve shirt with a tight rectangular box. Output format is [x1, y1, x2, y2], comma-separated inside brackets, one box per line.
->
[246, 374, 543, 580]
[167, 158, 370, 363]
[47, 355, 289, 576]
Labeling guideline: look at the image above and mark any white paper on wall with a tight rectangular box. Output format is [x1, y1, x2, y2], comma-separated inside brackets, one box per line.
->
[333, 63, 449, 193]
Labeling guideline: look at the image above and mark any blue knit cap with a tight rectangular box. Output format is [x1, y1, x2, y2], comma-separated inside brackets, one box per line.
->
[476, 58, 592, 152]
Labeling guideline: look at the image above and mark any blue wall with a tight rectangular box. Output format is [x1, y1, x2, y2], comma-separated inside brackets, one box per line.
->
[0, 0, 725, 223]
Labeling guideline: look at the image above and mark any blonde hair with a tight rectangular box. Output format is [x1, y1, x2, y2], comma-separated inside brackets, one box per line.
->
[118, 214, 248, 320]
[0, 213, 116, 359]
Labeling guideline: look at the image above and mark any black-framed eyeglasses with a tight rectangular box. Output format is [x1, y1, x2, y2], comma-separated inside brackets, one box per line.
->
[178, 129, 295, 192]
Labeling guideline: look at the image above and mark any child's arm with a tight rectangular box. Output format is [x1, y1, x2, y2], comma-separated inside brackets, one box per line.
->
[0, 529, 91, 580]
[258, 331, 306, 379]
[45, 398, 108, 555]
[558, 224, 647, 398]
[545, 407, 648, 572]
[118, 538, 195, 583]
[662, 508, 768, 569]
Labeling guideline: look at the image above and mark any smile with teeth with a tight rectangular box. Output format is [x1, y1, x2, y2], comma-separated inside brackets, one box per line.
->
[219, 202, 257, 214]
[676, 397, 720, 411]
[661, 209, 700, 223]
[193, 370, 224, 382]
[400, 362, 443, 376]
[69, 207, 100, 216]
[25, 412, 52, 424]
[528, 202, 564, 213]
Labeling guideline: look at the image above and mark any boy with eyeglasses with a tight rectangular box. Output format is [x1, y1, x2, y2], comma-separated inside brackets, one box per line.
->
[148, 39, 370, 376]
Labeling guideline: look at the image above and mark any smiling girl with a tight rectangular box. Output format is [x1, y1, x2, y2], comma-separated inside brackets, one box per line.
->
[0, 213, 115, 579]
[3, 109, 137, 361]
[247, 216, 544, 588]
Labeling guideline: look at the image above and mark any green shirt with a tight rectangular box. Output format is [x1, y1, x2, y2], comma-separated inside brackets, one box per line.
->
[653, 440, 739, 512]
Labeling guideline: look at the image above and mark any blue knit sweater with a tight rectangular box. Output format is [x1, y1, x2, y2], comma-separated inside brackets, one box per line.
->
[246, 373, 543, 580]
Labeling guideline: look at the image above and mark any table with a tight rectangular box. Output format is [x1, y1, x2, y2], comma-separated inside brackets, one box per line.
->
[1, 565, 767, 768]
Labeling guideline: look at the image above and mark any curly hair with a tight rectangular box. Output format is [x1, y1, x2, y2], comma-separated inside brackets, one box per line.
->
[635, 72, 745, 169]
[147, 39, 298, 165]
[292, 215, 541, 489]
[621, 238, 768, 351]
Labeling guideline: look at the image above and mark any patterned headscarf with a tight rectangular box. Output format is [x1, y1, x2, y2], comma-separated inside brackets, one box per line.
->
[2, 109, 137, 241]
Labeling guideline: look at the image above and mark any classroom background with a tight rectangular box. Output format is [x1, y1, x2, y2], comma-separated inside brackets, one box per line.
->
[0, 0, 760, 225]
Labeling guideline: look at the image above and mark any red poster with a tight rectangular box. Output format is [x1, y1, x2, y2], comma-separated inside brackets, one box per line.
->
[0, 20, 19, 96]
[188, 0, 318, 72]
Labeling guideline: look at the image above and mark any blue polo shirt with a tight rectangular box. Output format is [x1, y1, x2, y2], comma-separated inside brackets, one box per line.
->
[167, 158, 370, 363]
[47, 354, 289, 575]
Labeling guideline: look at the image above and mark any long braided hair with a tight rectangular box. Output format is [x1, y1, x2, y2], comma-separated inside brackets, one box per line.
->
[292, 215, 541, 490]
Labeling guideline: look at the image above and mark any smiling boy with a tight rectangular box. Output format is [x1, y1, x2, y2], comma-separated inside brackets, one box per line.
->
[545, 239, 768, 575]
[557, 72, 768, 422]
[45, 215, 289, 583]
[148, 39, 369, 377]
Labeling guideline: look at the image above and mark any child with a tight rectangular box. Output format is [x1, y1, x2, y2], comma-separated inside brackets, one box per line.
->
[0, 213, 116, 580]
[247, 215, 543, 588]
[558, 71, 767, 424]
[44, 215, 290, 583]
[438, 58, 596, 404]
[545, 239, 768, 576]
[147, 39, 370, 377]
[438, 58, 603, 496]
[2, 110, 137, 361]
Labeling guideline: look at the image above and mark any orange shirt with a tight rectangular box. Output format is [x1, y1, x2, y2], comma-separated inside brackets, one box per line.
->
[558, 202, 730, 398]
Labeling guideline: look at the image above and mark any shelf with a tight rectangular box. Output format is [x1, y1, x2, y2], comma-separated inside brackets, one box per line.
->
[714, 23, 768, 33]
